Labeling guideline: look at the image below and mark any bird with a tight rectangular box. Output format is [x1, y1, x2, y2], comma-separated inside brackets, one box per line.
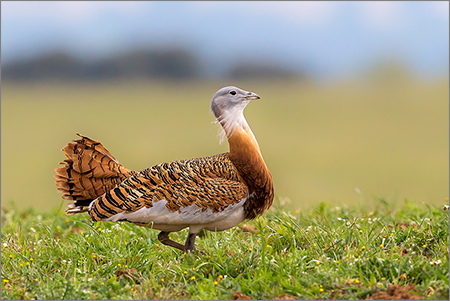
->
[55, 86, 274, 254]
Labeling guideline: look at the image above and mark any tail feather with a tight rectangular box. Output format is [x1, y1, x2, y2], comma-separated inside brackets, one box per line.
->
[55, 133, 137, 214]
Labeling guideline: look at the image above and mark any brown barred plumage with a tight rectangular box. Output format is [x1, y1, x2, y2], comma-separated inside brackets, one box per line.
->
[56, 86, 274, 254]
[54, 133, 137, 213]
[89, 153, 249, 222]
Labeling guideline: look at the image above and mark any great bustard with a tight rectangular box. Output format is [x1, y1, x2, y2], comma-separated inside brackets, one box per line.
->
[55, 86, 274, 254]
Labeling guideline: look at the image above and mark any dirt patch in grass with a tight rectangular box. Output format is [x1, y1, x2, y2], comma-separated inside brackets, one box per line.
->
[273, 293, 297, 300]
[232, 291, 252, 300]
[70, 226, 83, 233]
[366, 284, 423, 300]
[388, 222, 418, 229]
[240, 225, 259, 233]
[115, 268, 141, 284]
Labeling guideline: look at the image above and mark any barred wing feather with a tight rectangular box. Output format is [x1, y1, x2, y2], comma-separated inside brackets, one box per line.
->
[89, 153, 249, 226]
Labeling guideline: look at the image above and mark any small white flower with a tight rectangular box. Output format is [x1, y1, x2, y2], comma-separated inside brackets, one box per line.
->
[111, 224, 122, 231]
[431, 259, 442, 265]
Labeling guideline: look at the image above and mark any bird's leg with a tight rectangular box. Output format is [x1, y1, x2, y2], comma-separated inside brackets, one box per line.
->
[184, 233, 197, 253]
[157, 231, 186, 252]
[185, 232, 207, 256]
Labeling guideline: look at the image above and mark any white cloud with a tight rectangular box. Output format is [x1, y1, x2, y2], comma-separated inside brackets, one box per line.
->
[358, 1, 405, 30]
[1, 1, 51, 19]
[253, 1, 338, 25]
[55, 1, 151, 21]
[3, 1, 338, 29]
[429, 1, 449, 18]
[1, 1, 151, 24]
[191, 1, 338, 26]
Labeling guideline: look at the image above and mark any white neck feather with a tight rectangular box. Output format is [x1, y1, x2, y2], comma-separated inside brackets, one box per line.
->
[215, 108, 261, 154]
[215, 106, 245, 142]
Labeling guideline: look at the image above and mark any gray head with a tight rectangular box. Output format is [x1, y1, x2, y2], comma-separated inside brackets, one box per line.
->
[210, 86, 260, 141]
[210, 86, 260, 120]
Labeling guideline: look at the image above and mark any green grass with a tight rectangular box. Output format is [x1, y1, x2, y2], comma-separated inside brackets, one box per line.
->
[1, 199, 448, 300]
[1, 78, 448, 211]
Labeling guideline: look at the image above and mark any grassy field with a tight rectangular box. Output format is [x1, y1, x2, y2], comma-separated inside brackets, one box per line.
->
[1, 77, 448, 212]
[1, 200, 448, 299]
[1, 77, 448, 300]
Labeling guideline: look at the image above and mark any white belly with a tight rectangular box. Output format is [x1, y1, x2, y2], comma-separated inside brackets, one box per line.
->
[104, 198, 246, 233]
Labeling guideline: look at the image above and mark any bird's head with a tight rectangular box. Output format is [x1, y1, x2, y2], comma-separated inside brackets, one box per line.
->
[210, 86, 260, 142]
[210, 86, 260, 121]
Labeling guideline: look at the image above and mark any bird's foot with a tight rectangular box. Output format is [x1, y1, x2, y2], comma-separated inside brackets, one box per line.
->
[184, 248, 207, 256]
[196, 248, 207, 256]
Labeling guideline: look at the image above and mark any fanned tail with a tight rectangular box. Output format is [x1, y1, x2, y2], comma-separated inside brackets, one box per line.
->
[54, 133, 137, 214]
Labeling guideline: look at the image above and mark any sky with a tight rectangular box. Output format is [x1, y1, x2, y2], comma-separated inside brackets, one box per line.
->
[1, 1, 449, 80]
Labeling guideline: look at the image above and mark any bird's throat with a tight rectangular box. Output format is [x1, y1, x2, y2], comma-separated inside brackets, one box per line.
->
[227, 125, 274, 219]
[228, 126, 269, 186]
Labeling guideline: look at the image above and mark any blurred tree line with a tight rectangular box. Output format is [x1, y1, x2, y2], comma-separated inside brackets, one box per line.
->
[2, 47, 302, 81]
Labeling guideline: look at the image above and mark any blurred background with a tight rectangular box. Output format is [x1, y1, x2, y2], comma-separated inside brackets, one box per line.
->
[1, 1, 449, 212]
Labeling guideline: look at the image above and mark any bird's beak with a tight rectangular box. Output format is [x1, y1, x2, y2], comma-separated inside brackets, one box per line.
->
[246, 92, 260, 101]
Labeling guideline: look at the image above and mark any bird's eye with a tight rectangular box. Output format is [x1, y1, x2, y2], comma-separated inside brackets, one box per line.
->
[230, 91, 236, 95]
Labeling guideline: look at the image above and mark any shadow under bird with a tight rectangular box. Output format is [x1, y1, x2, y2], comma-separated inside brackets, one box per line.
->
[55, 86, 274, 254]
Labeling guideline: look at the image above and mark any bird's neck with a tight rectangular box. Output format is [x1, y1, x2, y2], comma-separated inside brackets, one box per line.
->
[225, 121, 274, 219]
